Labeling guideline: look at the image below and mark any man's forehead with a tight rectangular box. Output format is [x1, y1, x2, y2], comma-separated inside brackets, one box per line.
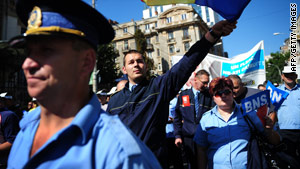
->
[125, 53, 143, 60]
[231, 80, 241, 88]
[199, 74, 209, 79]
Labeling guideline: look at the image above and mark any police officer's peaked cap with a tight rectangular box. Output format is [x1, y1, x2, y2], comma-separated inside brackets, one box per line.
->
[14, 0, 115, 47]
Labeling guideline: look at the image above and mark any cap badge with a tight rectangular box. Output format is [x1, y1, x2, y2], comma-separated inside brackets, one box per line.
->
[28, 6, 42, 30]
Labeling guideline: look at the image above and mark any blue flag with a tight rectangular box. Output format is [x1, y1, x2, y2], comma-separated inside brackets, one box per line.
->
[241, 90, 270, 115]
[195, 0, 251, 22]
[266, 81, 289, 111]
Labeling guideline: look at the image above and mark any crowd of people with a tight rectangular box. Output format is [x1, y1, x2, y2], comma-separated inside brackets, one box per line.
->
[0, 0, 299, 169]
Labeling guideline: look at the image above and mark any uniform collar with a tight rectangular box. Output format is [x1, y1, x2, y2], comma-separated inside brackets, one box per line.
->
[71, 94, 101, 144]
[212, 102, 239, 116]
[192, 87, 199, 96]
[129, 83, 138, 92]
[284, 83, 299, 91]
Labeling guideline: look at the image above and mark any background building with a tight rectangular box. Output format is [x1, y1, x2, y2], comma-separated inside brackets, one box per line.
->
[0, 0, 28, 107]
[112, 5, 223, 75]
[142, 4, 219, 27]
[0, 0, 21, 40]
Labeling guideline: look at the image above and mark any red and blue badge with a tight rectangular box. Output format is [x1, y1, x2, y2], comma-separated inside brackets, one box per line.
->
[182, 95, 190, 107]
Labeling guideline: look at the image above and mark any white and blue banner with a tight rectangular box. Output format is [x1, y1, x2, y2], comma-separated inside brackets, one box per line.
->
[241, 90, 270, 115]
[172, 41, 266, 89]
[266, 81, 289, 111]
[221, 49, 264, 76]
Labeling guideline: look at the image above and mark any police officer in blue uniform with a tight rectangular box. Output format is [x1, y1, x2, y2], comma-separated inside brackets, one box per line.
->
[276, 66, 300, 167]
[173, 69, 215, 169]
[0, 96, 19, 169]
[107, 20, 237, 168]
[7, 0, 161, 168]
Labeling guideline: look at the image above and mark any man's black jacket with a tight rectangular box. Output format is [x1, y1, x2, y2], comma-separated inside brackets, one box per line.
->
[173, 88, 215, 138]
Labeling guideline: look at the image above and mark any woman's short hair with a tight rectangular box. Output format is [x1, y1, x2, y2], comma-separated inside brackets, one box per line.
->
[209, 77, 233, 96]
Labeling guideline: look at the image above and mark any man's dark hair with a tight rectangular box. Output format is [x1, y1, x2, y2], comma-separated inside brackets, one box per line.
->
[195, 69, 209, 77]
[123, 50, 145, 66]
[228, 74, 242, 84]
[257, 84, 265, 89]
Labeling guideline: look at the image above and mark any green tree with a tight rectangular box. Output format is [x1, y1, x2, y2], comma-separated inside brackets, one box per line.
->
[0, 41, 29, 106]
[96, 43, 119, 89]
[133, 29, 155, 78]
[266, 52, 290, 84]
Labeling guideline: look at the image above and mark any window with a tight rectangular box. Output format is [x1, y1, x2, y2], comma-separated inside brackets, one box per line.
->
[147, 51, 152, 58]
[207, 17, 210, 22]
[160, 6, 163, 12]
[123, 27, 127, 33]
[155, 6, 158, 13]
[124, 40, 128, 50]
[156, 35, 159, 42]
[205, 7, 210, 22]
[168, 31, 174, 40]
[183, 28, 189, 38]
[145, 24, 150, 30]
[149, 8, 152, 17]
[181, 14, 187, 20]
[146, 37, 151, 45]
[157, 49, 160, 56]
[184, 42, 190, 51]
[155, 22, 157, 27]
[169, 44, 175, 54]
[166, 17, 172, 23]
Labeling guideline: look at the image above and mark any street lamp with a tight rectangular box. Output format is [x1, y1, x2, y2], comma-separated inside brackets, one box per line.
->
[267, 63, 282, 83]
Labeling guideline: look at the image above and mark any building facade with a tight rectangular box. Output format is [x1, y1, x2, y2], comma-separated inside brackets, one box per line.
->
[0, 0, 29, 106]
[142, 4, 219, 27]
[0, 0, 21, 40]
[112, 6, 224, 75]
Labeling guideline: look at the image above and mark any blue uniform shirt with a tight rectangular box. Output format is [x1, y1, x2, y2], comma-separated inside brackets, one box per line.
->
[277, 84, 300, 129]
[0, 109, 19, 165]
[166, 97, 178, 138]
[8, 94, 161, 169]
[194, 105, 251, 169]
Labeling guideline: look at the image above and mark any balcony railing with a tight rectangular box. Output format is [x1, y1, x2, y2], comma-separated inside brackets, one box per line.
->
[167, 38, 175, 43]
[182, 35, 191, 40]
[122, 46, 130, 52]
[146, 44, 153, 50]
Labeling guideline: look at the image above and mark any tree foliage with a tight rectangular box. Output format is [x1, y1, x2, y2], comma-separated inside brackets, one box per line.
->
[134, 29, 147, 54]
[96, 43, 119, 88]
[0, 42, 26, 80]
[266, 52, 290, 84]
[0, 42, 30, 106]
[133, 29, 155, 78]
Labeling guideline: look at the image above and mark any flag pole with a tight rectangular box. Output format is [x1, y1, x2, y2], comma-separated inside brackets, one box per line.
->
[92, 0, 98, 93]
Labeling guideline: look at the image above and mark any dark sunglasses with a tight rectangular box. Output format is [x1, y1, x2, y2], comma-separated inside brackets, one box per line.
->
[214, 89, 232, 97]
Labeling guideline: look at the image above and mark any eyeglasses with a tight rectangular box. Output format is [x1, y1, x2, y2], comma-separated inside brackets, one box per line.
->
[200, 81, 209, 85]
[233, 86, 239, 89]
[214, 89, 232, 97]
